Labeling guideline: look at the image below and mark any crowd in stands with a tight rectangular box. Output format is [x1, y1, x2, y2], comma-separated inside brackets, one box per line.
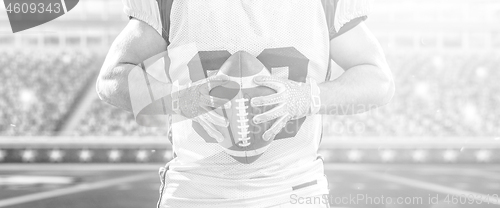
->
[325, 53, 500, 137]
[0, 50, 99, 136]
[1, 50, 499, 138]
[75, 52, 500, 138]
[74, 99, 170, 137]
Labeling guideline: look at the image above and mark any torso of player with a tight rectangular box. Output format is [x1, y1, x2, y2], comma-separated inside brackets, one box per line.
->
[163, 1, 330, 207]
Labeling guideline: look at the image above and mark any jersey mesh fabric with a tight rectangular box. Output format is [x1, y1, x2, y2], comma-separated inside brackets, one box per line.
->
[127, 0, 335, 207]
[161, 1, 332, 207]
[158, 1, 332, 207]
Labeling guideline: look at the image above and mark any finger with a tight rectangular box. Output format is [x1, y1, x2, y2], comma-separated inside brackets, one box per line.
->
[191, 77, 209, 87]
[262, 114, 291, 141]
[253, 76, 283, 90]
[254, 75, 284, 84]
[252, 104, 286, 124]
[251, 92, 284, 107]
[199, 94, 232, 108]
[191, 74, 228, 91]
[209, 74, 230, 82]
[195, 117, 225, 143]
[199, 80, 229, 94]
[253, 76, 286, 90]
[201, 106, 229, 127]
[207, 79, 230, 92]
[204, 74, 230, 92]
[255, 81, 282, 92]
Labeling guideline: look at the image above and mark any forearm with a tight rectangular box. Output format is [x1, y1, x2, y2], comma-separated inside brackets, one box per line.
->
[318, 64, 394, 115]
[96, 63, 174, 114]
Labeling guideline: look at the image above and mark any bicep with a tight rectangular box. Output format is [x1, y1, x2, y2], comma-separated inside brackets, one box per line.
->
[101, 18, 167, 70]
[329, 22, 388, 72]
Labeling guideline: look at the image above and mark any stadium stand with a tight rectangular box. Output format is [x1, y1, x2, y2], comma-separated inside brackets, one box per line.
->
[325, 53, 500, 137]
[0, 50, 100, 136]
[74, 98, 170, 137]
[1, 0, 500, 164]
[69, 52, 500, 138]
[1, 51, 498, 138]
[1, 0, 499, 138]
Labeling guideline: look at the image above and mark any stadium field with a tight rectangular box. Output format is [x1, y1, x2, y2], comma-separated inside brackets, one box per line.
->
[1, 164, 499, 208]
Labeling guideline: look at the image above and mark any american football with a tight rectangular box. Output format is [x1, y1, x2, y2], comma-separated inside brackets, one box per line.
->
[210, 51, 277, 164]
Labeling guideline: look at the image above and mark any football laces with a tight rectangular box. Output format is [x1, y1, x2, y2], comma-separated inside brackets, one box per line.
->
[235, 97, 250, 147]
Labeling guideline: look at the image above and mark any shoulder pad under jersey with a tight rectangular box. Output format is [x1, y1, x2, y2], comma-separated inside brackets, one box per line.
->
[323, 0, 372, 39]
[122, 0, 163, 38]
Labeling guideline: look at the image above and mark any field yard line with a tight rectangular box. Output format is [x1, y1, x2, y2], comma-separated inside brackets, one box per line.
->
[321, 164, 500, 172]
[0, 164, 161, 171]
[0, 172, 152, 207]
[322, 164, 500, 180]
[1, 164, 499, 172]
[328, 167, 500, 205]
[469, 169, 500, 181]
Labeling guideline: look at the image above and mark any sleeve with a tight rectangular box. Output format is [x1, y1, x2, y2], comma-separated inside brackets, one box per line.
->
[323, 0, 372, 40]
[122, 0, 163, 37]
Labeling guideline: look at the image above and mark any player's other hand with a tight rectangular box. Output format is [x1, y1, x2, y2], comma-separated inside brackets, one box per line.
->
[251, 76, 321, 141]
[172, 75, 231, 142]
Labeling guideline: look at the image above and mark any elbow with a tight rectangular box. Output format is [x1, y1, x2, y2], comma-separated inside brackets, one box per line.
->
[95, 69, 121, 107]
[376, 71, 395, 106]
[95, 67, 133, 112]
[95, 70, 112, 102]
[95, 76, 108, 102]
[380, 78, 395, 105]
[362, 62, 394, 108]
[367, 58, 394, 107]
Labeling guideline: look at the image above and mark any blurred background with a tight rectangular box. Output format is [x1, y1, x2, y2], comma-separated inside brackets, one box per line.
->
[1, 0, 500, 138]
[1, 0, 500, 207]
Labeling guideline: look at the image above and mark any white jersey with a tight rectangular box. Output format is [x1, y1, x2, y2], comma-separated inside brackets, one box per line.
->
[123, 0, 370, 207]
